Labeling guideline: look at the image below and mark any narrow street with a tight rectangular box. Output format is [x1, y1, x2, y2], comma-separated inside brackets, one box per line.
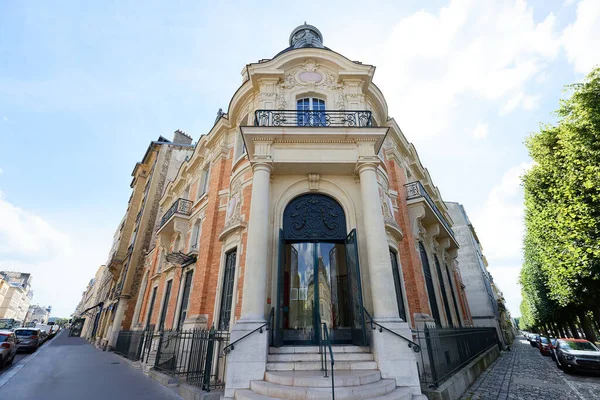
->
[0, 330, 182, 400]
[461, 334, 600, 400]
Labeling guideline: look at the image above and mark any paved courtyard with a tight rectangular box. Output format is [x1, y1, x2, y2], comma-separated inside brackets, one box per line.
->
[461, 334, 600, 400]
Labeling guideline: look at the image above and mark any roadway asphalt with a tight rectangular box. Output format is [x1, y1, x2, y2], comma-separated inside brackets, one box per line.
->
[0, 329, 182, 400]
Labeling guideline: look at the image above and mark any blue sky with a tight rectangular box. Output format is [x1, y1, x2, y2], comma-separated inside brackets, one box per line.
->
[0, 0, 598, 318]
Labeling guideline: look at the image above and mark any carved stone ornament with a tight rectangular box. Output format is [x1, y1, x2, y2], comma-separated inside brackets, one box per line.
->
[225, 179, 243, 226]
[283, 193, 346, 241]
[307, 173, 320, 191]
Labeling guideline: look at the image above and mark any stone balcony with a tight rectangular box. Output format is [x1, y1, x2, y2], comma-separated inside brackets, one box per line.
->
[157, 198, 192, 237]
[405, 181, 458, 248]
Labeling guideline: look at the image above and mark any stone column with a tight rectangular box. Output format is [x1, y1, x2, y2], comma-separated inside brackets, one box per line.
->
[357, 161, 400, 321]
[357, 160, 423, 396]
[240, 161, 272, 322]
[224, 161, 272, 399]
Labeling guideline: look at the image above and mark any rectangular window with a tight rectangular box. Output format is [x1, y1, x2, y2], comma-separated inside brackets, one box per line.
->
[218, 249, 237, 330]
[190, 221, 201, 251]
[389, 249, 407, 321]
[435, 255, 454, 328]
[145, 287, 158, 330]
[158, 280, 173, 331]
[198, 168, 210, 198]
[177, 270, 194, 331]
[419, 242, 441, 326]
[445, 264, 462, 327]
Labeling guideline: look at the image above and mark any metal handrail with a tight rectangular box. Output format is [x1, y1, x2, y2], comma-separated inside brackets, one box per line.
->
[317, 312, 335, 400]
[363, 307, 420, 352]
[222, 308, 274, 354]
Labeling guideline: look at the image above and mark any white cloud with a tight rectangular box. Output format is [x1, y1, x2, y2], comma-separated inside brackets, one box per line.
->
[0, 167, 3, 175]
[562, 0, 600, 74]
[500, 92, 540, 115]
[0, 192, 71, 260]
[471, 162, 535, 316]
[0, 193, 111, 317]
[472, 121, 489, 139]
[373, 0, 558, 138]
[2, 117, 6, 121]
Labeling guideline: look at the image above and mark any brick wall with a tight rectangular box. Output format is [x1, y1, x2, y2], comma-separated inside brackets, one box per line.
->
[385, 156, 432, 326]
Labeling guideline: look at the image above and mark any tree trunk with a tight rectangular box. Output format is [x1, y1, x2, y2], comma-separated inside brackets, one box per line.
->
[557, 323, 566, 338]
[578, 310, 597, 343]
[568, 319, 580, 339]
[592, 308, 600, 333]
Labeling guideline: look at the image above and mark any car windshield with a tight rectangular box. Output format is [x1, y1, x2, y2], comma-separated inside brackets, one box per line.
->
[541, 337, 550, 344]
[560, 341, 599, 351]
[15, 330, 37, 337]
[0, 335, 8, 343]
[551, 338, 557, 345]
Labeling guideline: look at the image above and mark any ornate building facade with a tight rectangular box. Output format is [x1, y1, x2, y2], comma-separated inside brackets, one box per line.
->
[126, 24, 476, 399]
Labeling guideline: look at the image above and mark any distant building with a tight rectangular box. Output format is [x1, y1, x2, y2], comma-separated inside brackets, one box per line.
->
[0, 271, 33, 322]
[445, 202, 507, 345]
[25, 304, 51, 324]
[86, 131, 195, 350]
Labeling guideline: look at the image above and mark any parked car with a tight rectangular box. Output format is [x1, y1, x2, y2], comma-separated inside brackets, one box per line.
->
[538, 336, 554, 356]
[0, 330, 18, 366]
[529, 334, 540, 347]
[35, 324, 53, 341]
[550, 338, 558, 361]
[14, 328, 42, 352]
[555, 339, 600, 373]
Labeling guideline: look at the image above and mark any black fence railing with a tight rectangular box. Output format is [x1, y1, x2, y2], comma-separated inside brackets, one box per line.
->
[405, 181, 456, 240]
[114, 329, 154, 361]
[415, 326, 499, 388]
[160, 198, 193, 228]
[254, 110, 373, 127]
[154, 328, 230, 391]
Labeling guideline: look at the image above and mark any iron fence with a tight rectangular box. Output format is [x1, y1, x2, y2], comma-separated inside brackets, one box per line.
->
[254, 110, 373, 127]
[114, 329, 154, 361]
[154, 328, 230, 391]
[415, 326, 499, 388]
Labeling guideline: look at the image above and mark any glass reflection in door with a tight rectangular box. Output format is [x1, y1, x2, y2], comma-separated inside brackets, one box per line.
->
[282, 243, 315, 343]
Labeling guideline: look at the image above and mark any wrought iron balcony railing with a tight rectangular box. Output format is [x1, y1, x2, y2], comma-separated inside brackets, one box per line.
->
[405, 181, 455, 239]
[254, 110, 373, 127]
[160, 198, 193, 228]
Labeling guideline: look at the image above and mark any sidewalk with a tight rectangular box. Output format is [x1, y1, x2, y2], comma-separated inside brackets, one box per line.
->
[460, 335, 600, 400]
[0, 330, 182, 400]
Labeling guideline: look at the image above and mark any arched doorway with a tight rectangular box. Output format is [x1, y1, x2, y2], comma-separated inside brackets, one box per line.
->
[274, 193, 366, 346]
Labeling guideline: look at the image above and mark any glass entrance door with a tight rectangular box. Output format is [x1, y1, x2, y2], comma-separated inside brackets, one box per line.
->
[279, 242, 353, 345]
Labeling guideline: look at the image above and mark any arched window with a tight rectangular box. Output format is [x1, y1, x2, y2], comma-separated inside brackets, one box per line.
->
[297, 98, 326, 126]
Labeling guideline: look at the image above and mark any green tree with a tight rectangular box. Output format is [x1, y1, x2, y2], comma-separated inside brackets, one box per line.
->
[521, 67, 600, 342]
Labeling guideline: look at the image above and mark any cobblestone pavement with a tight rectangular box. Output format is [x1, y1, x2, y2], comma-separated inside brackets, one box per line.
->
[461, 334, 600, 400]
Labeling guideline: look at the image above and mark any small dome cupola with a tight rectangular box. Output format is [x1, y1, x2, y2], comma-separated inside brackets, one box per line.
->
[289, 22, 324, 49]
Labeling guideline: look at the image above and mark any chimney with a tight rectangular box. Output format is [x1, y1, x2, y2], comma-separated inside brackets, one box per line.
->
[173, 129, 193, 145]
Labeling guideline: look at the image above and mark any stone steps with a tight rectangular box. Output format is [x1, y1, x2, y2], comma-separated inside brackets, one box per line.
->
[233, 345, 417, 400]
[234, 389, 416, 400]
[269, 346, 371, 354]
[266, 360, 379, 371]
[250, 378, 397, 399]
[264, 370, 381, 387]
[267, 352, 374, 363]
